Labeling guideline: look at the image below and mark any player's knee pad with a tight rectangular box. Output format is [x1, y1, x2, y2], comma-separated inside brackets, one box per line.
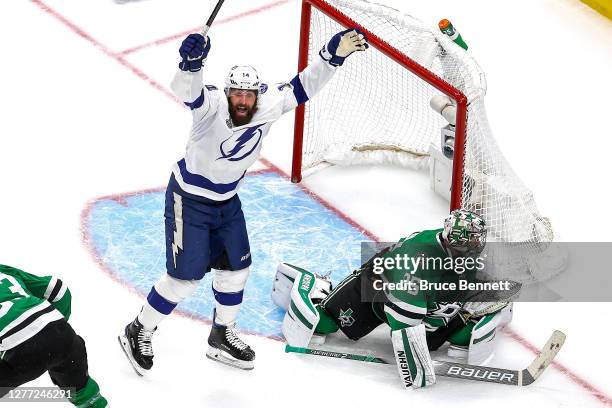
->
[320, 271, 383, 341]
[154, 273, 199, 304]
[213, 267, 250, 293]
[212, 268, 249, 306]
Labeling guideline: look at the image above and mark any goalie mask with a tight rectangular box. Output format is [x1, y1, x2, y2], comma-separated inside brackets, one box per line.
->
[442, 210, 487, 258]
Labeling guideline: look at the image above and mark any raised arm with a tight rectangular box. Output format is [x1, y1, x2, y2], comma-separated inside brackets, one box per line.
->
[170, 34, 219, 121]
[280, 28, 368, 113]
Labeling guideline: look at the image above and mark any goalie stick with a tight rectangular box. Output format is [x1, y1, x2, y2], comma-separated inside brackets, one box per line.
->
[285, 330, 565, 386]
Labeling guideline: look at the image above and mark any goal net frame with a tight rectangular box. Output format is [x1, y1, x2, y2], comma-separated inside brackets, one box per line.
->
[290, 0, 468, 211]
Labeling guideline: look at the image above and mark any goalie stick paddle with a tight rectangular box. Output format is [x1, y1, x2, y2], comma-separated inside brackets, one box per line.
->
[201, 0, 226, 36]
[285, 330, 565, 386]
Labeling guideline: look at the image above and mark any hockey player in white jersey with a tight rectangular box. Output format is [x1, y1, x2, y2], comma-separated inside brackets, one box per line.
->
[119, 29, 368, 373]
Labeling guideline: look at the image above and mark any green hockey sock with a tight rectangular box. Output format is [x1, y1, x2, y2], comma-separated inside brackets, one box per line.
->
[315, 305, 339, 334]
[70, 377, 108, 408]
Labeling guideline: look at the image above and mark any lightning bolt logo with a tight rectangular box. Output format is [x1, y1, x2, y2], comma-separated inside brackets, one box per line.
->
[218, 124, 265, 162]
[172, 192, 183, 268]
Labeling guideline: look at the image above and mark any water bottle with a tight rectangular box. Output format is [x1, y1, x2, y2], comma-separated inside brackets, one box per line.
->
[439, 19, 468, 51]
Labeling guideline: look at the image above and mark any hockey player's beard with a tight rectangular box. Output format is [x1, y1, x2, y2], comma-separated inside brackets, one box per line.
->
[228, 99, 258, 127]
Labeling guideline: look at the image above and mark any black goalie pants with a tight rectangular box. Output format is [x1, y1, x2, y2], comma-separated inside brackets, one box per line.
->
[320, 264, 386, 341]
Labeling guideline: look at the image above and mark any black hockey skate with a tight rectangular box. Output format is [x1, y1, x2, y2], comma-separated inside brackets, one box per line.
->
[118, 317, 155, 376]
[206, 324, 255, 370]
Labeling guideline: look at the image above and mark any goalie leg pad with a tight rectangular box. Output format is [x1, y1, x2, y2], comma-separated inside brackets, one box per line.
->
[467, 312, 502, 365]
[391, 324, 436, 389]
[272, 263, 331, 311]
[447, 310, 505, 365]
[282, 269, 320, 347]
[271, 263, 300, 310]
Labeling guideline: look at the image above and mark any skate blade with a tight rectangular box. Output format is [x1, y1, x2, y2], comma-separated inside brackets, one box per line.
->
[206, 347, 254, 370]
[118, 335, 147, 377]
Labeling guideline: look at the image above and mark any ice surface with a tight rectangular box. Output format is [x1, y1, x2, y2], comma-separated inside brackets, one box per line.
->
[84, 171, 371, 337]
[1, 0, 611, 406]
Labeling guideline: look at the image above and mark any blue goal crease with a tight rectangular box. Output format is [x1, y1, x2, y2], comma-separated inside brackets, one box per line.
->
[85, 172, 370, 337]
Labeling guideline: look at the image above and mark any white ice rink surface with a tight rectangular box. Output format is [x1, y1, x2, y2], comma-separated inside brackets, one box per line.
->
[1, 0, 611, 406]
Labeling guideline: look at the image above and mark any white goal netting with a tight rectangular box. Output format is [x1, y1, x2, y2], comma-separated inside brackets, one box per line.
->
[298, 0, 566, 282]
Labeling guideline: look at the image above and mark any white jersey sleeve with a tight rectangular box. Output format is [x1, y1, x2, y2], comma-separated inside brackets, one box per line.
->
[170, 69, 222, 124]
[278, 56, 337, 114]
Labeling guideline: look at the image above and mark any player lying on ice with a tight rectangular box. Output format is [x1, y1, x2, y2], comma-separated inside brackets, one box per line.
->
[272, 210, 514, 389]
[119, 28, 368, 373]
[0, 265, 108, 407]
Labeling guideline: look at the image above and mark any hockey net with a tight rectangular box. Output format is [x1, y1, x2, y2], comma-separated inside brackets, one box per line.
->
[291, 0, 566, 282]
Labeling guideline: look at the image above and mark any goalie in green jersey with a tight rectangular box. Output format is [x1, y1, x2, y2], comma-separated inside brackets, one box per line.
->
[271, 210, 514, 389]
[0, 265, 108, 407]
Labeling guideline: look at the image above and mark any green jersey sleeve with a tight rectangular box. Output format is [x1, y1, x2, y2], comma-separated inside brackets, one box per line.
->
[0, 265, 71, 320]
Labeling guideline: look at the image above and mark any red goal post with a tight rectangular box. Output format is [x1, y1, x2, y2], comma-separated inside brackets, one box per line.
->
[290, 0, 468, 211]
[288, 0, 565, 283]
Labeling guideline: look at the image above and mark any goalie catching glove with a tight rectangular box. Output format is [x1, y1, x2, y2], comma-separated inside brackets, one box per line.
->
[320, 28, 369, 67]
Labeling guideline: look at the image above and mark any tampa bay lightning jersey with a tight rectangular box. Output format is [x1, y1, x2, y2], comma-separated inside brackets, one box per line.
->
[170, 56, 337, 201]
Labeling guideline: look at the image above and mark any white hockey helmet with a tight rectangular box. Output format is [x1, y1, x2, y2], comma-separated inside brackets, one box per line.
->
[225, 65, 260, 93]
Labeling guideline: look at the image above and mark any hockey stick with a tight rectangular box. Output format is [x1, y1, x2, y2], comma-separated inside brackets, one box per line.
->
[201, 0, 226, 36]
[285, 329, 565, 386]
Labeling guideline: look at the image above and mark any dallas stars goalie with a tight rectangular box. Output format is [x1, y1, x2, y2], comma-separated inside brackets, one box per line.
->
[271, 210, 514, 389]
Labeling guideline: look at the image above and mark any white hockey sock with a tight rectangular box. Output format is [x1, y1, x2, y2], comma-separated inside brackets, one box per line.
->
[212, 268, 250, 326]
[213, 304, 241, 327]
[138, 303, 166, 331]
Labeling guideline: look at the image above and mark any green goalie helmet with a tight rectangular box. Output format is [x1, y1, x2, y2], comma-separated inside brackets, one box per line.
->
[442, 210, 487, 256]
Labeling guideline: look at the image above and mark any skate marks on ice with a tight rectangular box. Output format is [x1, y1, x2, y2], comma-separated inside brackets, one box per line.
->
[82, 171, 369, 337]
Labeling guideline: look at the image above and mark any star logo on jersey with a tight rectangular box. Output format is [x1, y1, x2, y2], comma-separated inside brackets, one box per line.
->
[338, 308, 355, 327]
[218, 124, 265, 162]
[428, 302, 462, 325]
